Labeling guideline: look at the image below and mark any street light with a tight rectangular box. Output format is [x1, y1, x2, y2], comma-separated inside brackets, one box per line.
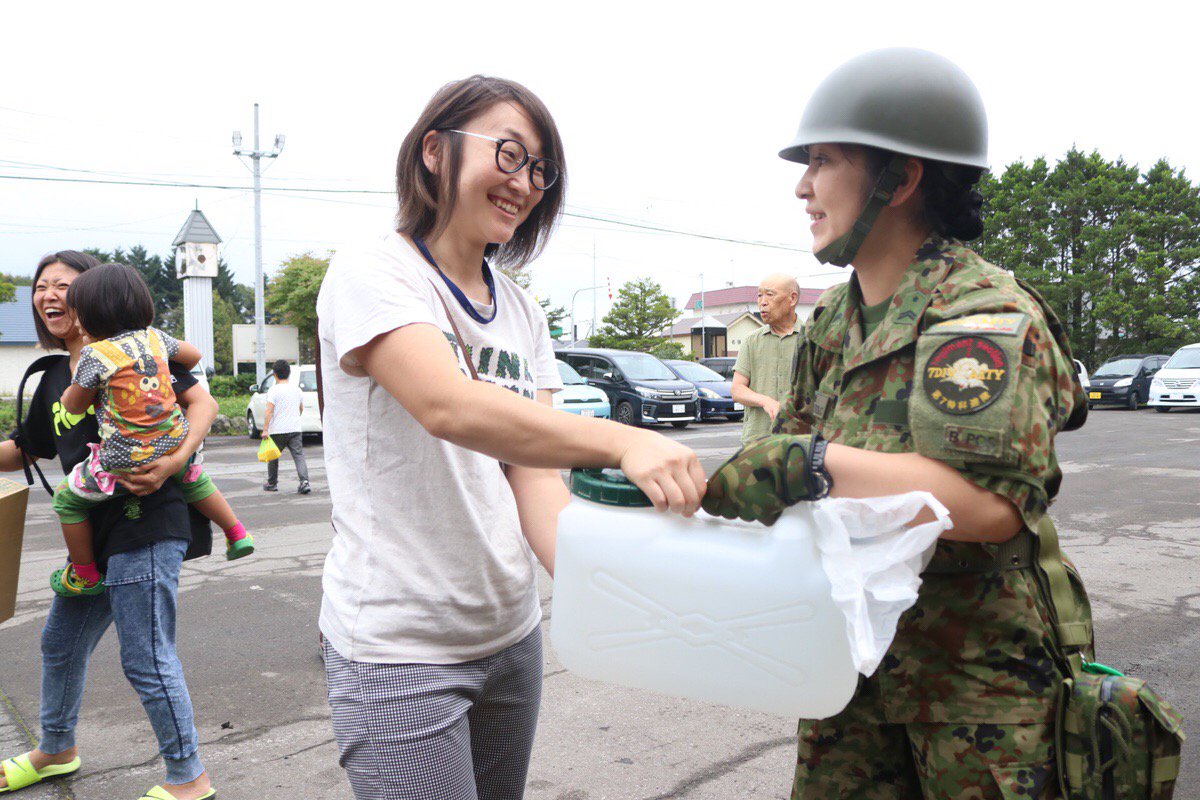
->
[570, 285, 603, 342]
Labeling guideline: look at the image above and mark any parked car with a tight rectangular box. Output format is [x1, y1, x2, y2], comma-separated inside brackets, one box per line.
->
[557, 348, 697, 428]
[662, 359, 744, 422]
[1148, 343, 1200, 413]
[187, 362, 214, 394]
[246, 364, 323, 437]
[1073, 359, 1090, 391]
[699, 356, 737, 380]
[552, 360, 611, 418]
[1087, 354, 1170, 410]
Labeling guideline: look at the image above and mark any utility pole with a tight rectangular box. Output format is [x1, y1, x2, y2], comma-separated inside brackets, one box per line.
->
[591, 237, 597, 340]
[233, 104, 285, 384]
[700, 273, 706, 359]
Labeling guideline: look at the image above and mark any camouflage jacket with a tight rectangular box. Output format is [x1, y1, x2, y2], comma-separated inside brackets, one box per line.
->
[775, 233, 1088, 723]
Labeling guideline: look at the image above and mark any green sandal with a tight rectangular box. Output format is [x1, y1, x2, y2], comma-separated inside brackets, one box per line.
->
[49, 565, 105, 598]
[139, 786, 216, 800]
[225, 535, 254, 561]
[0, 753, 81, 793]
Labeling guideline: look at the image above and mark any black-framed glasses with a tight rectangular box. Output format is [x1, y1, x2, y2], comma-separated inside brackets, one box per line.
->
[442, 129, 560, 191]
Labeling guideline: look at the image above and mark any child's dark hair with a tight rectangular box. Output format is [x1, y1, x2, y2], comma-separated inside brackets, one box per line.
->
[65, 263, 155, 341]
[272, 359, 291, 379]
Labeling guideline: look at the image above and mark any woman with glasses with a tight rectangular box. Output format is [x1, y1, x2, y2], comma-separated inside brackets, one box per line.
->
[315, 75, 705, 799]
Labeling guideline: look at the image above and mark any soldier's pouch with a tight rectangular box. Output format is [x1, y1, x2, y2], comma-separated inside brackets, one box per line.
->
[1055, 668, 1185, 800]
[910, 313, 1029, 465]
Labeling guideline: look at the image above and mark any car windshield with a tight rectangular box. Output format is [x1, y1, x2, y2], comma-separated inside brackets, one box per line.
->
[556, 361, 586, 385]
[1092, 358, 1142, 378]
[1164, 349, 1200, 370]
[670, 362, 725, 382]
[611, 353, 676, 381]
[298, 369, 318, 392]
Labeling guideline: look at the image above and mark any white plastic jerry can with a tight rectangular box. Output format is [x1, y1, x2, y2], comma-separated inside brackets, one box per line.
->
[551, 469, 858, 719]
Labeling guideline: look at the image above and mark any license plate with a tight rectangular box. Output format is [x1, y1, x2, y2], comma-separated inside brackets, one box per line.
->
[1164, 395, 1178, 401]
[1088, 392, 1101, 400]
[733, 402, 744, 410]
[672, 404, 684, 413]
[581, 409, 594, 417]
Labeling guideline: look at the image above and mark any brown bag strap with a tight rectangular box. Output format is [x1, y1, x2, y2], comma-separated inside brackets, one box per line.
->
[428, 278, 480, 381]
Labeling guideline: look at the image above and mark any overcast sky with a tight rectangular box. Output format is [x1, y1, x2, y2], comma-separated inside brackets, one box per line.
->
[3, 1, 1197, 335]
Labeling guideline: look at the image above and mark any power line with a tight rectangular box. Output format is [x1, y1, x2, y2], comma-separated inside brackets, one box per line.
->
[0, 171, 811, 253]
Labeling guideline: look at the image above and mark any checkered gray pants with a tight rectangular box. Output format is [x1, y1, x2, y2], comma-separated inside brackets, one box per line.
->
[324, 627, 543, 800]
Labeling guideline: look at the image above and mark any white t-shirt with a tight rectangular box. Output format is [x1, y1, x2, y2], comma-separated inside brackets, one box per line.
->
[316, 231, 562, 664]
[265, 381, 304, 435]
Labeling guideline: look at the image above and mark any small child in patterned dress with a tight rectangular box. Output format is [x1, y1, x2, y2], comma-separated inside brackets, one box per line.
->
[49, 263, 252, 597]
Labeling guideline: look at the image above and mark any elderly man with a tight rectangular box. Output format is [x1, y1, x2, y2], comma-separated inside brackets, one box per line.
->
[731, 274, 802, 444]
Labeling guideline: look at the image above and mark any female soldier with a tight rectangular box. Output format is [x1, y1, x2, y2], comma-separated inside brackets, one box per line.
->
[703, 49, 1090, 798]
[317, 75, 704, 799]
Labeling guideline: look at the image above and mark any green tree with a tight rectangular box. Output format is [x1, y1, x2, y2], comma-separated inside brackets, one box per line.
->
[589, 277, 680, 352]
[976, 149, 1200, 368]
[538, 297, 567, 337]
[0, 272, 31, 287]
[266, 251, 331, 362]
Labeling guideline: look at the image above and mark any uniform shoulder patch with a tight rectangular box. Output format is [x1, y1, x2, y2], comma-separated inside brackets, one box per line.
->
[922, 336, 1010, 415]
[926, 312, 1028, 336]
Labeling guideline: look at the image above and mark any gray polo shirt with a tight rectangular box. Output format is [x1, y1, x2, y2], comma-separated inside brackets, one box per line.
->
[733, 324, 801, 443]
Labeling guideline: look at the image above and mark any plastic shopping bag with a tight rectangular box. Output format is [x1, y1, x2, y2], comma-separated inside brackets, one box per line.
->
[810, 492, 952, 676]
[257, 437, 281, 462]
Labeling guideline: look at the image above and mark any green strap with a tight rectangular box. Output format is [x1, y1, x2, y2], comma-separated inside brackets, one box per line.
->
[1034, 515, 1092, 674]
[814, 155, 908, 266]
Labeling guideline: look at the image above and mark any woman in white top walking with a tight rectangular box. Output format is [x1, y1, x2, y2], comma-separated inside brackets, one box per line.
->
[316, 75, 705, 800]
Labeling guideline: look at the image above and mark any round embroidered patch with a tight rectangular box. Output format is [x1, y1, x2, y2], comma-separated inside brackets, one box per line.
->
[922, 335, 1009, 415]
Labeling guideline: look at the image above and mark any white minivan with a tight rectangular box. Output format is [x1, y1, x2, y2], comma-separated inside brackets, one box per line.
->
[246, 364, 323, 436]
[1149, 343, 1200, 412]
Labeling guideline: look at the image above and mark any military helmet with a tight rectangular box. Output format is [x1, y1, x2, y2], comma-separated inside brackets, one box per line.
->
[780, 48, 989, 169]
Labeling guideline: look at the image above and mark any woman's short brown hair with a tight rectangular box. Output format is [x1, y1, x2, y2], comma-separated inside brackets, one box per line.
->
[395, 75, 566, 269]
[32, 250, 102, 350]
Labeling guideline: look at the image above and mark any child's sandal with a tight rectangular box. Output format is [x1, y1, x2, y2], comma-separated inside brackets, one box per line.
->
[49, 565, 105, 598]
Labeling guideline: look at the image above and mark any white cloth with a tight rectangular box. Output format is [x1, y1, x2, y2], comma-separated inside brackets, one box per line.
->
[810, 492, 952, 676]
[316, 231, 562, 664]
[265, 381, 304, 435]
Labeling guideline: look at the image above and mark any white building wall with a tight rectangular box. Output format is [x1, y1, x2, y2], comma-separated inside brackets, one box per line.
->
[0, 346, 48, 396]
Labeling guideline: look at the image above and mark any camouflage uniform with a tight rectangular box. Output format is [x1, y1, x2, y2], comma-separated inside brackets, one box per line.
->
[707, 234, 1090, 799]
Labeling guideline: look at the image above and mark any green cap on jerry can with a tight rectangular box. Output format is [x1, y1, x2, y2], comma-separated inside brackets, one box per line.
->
[569, 469, 653, 507]
[780, 48, 989, 267]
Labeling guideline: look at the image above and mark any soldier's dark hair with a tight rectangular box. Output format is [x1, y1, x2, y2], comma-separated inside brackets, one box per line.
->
[65, 263, 155, 341]
[861, 146, 986, 241]
[394, 74, 567, 269]
[272, 359, 291, 379]
[32, 250, 102, 350]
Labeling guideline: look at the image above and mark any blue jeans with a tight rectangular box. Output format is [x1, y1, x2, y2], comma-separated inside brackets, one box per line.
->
[38, 537, 204, 784]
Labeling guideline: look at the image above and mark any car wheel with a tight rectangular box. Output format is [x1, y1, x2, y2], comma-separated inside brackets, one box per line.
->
[247, 410, 260, 438]
[1127, 391, 1139, 410]
[615, 401, 639, 427]
[671, 421, 690, 429]
[1154, 406, 1171, 413]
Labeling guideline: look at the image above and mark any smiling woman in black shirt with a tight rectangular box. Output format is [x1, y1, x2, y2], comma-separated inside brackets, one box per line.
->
[0, 251, 220, 800]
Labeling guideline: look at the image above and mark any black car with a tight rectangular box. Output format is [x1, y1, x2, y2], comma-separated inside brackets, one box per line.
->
[662, 359, 744, 422]
[557, 348, 698, 428]
[699, 357, 737, 380]
[1087, 354, 1170, 409]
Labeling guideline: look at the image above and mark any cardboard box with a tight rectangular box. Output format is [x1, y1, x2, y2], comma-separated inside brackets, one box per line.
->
[0, 478, 30, 624]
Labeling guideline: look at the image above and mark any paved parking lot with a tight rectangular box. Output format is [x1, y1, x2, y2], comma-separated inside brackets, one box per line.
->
[1, 409, 1196, 798]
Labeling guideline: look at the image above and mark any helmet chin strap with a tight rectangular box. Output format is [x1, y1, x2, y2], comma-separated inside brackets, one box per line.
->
[814, 154, 910, 267]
